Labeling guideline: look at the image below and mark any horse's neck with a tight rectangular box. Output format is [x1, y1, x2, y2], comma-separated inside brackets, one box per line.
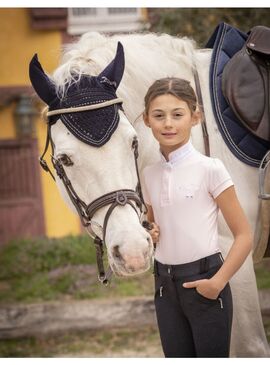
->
[120, 36, 260, 248]
[116, 37, 211, 170]
[117, 34, 196, 124]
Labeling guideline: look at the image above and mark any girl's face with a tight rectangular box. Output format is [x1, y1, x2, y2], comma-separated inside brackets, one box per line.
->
[143, 94, 200, 155]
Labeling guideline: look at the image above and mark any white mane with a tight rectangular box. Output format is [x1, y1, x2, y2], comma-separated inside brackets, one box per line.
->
[52, 32, 197, 122]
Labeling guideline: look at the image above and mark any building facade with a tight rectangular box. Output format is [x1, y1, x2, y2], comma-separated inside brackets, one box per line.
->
[0, 8, 147, 244]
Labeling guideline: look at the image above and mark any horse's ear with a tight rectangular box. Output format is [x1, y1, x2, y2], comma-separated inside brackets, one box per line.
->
[98, 42, 125, 90]
[29, 54, 57, 105]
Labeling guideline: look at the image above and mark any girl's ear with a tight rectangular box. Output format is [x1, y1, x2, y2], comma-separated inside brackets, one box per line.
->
[191, 109, 201, 126]
[143, 112, 150, 128]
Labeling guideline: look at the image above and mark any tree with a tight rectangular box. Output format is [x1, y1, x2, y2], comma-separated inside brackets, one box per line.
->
[147, 8, 270, 46]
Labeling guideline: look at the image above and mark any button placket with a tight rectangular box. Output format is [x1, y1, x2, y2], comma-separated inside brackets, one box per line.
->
[160, 164, 172, 206]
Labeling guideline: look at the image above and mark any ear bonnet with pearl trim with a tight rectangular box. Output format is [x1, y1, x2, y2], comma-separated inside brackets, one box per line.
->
[29, 42, 125, 147]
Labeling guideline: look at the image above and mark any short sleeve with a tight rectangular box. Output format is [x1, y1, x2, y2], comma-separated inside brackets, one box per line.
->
[141, 168, 151, 205]
[208, 158, 234, 199]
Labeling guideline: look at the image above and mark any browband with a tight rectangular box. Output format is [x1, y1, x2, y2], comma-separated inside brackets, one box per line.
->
[46, 97, 123, 117]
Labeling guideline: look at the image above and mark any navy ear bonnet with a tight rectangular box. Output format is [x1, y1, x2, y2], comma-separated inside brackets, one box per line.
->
[29, 42, 125, 147]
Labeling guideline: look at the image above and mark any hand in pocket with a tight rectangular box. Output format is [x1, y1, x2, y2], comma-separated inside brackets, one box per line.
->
[183, 278, 223, 300]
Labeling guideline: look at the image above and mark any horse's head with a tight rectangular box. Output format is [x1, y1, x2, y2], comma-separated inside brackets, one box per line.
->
[29, 43, 153, 277]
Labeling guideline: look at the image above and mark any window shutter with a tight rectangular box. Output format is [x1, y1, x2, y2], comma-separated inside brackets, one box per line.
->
[30, 8, 68, 30]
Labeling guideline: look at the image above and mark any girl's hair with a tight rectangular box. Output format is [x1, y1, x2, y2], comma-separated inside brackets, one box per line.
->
[144, 77, 197, 114]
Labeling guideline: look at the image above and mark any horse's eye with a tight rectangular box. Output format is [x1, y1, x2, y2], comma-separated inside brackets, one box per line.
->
[58, 154, 73, 166]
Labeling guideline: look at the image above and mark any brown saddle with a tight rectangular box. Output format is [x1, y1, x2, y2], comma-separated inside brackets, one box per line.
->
[222, 26, 270, 142]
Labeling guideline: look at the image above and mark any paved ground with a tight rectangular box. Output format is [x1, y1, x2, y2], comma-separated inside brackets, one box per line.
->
[55, 289, 270, 358]
[56, 345, 164, 358]
[1, 290, 269, 358]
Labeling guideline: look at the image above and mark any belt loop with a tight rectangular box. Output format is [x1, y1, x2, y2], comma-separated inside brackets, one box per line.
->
[154, 260, 159, 276]
[199, 257, 209, 274]
[205, 257, 209, 272]
[167, 265, 174, 279]
[219, 252, 224, 263]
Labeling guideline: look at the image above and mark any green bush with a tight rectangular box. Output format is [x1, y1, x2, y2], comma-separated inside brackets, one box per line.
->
[0, 235, 154, 303]
[254, 259, 270, 290]
[148, 8, 270, 46]
[1, 235, 267, 304]
[0, 235, 96, 279]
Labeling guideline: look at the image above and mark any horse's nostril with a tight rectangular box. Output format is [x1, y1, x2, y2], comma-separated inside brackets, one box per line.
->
[113, 245, 122, 260]
[147, 236, 153, 248]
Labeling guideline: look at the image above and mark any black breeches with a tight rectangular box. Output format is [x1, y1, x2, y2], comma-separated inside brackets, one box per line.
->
[154, 253, 233, 358]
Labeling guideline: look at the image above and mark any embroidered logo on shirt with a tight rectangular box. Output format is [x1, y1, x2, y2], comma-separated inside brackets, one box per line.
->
[178, 184, 199, 198]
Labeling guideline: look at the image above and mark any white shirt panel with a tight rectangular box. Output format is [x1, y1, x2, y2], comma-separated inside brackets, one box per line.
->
[142, 141, 234, 265]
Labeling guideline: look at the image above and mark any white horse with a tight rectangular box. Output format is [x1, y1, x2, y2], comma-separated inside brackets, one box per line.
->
[33, 32, 269, 357]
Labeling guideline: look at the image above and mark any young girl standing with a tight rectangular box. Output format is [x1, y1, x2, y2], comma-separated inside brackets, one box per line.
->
[142, 78, 253, 358]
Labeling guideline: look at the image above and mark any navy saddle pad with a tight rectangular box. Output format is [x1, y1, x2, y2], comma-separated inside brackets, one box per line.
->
[206, 22, 270, 167]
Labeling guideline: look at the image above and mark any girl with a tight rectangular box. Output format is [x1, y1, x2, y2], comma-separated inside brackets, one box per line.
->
[142, 77, 253, 358]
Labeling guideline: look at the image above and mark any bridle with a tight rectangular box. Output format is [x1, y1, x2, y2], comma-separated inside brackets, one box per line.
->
[39, 98, 148, 285]
[38, 71, 209, 286]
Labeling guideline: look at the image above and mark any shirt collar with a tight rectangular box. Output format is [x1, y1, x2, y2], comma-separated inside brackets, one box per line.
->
[160, 139, 196, 165]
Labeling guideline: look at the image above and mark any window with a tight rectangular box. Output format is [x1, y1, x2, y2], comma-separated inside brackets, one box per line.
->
[68, 8, 145, 35]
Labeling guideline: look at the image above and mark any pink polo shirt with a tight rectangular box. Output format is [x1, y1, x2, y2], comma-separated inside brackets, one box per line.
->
[142, 140, 234, 265]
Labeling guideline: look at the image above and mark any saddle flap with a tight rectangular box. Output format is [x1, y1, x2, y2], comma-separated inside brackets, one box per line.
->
[247, 26, 270, 56]
[207, 22, 270, 168]
[222, 25, 270, 142]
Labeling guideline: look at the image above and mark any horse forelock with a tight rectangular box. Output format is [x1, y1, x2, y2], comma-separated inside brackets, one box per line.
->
[52, 32, 198, 102]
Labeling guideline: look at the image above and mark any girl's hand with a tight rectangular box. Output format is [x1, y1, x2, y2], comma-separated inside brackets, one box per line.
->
[149, 222, 160, 244]
[182, 278, 225, 300]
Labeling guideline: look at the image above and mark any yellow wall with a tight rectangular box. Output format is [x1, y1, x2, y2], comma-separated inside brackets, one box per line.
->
[141, 8, 148, 22]
[0, 8, 81, 237]
[0, 102, 16, 138]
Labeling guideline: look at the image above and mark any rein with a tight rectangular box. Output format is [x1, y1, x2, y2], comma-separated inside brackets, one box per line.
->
[193, 69, 210, 157]
[39, 98, 148, 285]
